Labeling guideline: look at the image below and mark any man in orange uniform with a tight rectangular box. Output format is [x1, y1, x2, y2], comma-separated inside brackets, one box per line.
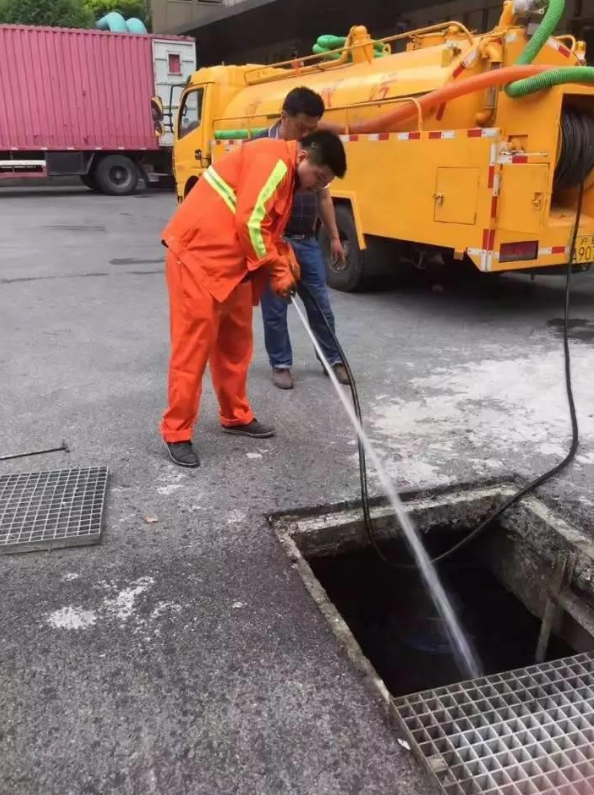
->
[160, 130, 347, 467]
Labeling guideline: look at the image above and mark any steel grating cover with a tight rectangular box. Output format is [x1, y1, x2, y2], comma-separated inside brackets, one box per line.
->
[394, 652, 594, 795]
[0, 467, 108, 554]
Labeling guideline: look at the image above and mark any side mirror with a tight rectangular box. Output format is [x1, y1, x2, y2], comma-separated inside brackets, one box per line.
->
[151, 96, 164, 137]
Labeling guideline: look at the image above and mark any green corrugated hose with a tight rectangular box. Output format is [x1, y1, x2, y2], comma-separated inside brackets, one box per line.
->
[513, 0, 565, 66]
[313, 34, 386, 60]
[214, 129, 266, 140]
[316, 35, 347, 50]
[507, 66, 594, 97]
[505, 0, 594, 97]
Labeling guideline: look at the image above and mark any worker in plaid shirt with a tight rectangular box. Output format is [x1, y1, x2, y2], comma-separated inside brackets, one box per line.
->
[254, 87, 350, 390]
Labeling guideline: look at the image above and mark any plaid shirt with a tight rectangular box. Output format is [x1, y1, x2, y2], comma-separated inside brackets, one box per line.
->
[253, 123, 318, 236]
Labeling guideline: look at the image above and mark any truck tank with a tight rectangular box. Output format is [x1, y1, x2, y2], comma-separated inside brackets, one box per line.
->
[213, 8, 588, 141]
[196, 0, 594, 287]
[217, 25, 485, 135]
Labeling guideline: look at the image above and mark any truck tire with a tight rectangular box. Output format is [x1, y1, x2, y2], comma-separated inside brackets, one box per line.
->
[184, 177, 199, 198]
[319, 203, 365, 292]
[94, 155, 139, 196]
[80, 173, 98, 191]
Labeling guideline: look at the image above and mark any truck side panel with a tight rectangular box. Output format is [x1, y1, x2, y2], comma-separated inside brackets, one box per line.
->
[336, 132, 497, 259]
[0, 25, 158, 151]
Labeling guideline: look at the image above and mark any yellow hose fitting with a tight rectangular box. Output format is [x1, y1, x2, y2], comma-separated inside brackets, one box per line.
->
[476, 39, 504, 126]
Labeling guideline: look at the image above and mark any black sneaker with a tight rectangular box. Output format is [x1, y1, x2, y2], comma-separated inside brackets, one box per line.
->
[166, 441, 200, 468]
[222, 419, 275, 439]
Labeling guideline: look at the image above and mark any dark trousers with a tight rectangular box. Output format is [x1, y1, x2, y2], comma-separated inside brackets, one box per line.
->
[260, 237, 341, 369]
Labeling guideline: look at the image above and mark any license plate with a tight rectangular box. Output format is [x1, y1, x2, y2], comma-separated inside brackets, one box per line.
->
[574, 235, 594, 264]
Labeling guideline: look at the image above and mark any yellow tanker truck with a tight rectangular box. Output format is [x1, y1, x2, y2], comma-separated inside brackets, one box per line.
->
[172, 0, 594, 291]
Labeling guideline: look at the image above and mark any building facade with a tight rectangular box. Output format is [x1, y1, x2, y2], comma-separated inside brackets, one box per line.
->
[150, 0, 594, 68]
[151, 0, 246, 39]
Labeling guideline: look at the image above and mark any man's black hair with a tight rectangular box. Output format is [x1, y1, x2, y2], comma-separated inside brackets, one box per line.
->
[299, 130, 347, 179]
[282, 87, 325, 119]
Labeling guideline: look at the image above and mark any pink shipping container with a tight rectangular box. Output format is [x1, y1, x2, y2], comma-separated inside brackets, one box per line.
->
[0, 25, 196, 193]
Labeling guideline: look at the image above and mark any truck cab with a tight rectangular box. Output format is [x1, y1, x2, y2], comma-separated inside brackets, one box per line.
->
[174, 81, 209, 200]
[173, 65, 258, 202]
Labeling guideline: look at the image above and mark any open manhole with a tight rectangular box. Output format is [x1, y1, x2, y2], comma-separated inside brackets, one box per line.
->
[270, 482, 594, 795]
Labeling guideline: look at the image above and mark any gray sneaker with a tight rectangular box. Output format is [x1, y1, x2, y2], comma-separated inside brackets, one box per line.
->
[272, 368, 294, 390]
[222, 419, 275, 438]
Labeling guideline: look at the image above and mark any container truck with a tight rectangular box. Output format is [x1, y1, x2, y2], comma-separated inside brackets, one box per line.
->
[0, 24, 196, 194]
[172, 0, 594, 290]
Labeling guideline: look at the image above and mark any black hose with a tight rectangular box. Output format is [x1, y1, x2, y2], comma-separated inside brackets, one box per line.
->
[555, 108, 594, 191]
[300, 165, 585, 569]
[297, 281, 396, 567]
[431, 178, 584, 564]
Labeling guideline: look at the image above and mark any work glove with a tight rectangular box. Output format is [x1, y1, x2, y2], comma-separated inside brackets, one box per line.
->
[268, 242, 300, 298]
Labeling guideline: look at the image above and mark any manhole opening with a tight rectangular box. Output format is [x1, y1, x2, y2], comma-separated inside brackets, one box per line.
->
[271, 483, 594, 794]
[308, 532, 574, 698]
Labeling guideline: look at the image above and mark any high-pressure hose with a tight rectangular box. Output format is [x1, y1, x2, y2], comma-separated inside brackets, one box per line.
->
[556, 108, 594, 189]
[432, 176, 585, 565]
[296, 282, 385, 565]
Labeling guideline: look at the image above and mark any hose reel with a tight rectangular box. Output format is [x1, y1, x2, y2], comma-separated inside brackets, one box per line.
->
[555, 108, 594, 190]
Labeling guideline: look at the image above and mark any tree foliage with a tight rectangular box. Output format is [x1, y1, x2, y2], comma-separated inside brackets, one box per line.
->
[0, 0, 152, 29]
[83, 0, 151, 26]
[0, 0, 94, 28]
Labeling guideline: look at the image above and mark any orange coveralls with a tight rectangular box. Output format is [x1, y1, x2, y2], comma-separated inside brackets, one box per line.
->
[160, 138, 298, 443]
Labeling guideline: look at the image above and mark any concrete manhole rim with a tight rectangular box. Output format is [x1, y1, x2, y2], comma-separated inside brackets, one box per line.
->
[269, 481, 594, 795]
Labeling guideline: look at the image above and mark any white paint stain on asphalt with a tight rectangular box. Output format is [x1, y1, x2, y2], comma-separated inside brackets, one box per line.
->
[103, 576, 155, 621]
[156, 470, 187, 497]
[150, 601, 182, 620]
[47, 606, 97, 630]
[46, 577, 182, 636]
[157, 484, 184, 496]
[370, 344, 594, 485]
[227, 510, 246, 524]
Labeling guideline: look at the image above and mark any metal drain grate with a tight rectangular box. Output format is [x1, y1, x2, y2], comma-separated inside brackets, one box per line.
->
[395, 652, 594, 795]
[0, 467, 108, 554]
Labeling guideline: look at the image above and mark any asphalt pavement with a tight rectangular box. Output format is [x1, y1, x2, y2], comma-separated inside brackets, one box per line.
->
[1, 185, 593, 795]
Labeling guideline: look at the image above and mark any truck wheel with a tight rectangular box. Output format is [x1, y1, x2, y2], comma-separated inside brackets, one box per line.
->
[94, 155, 139, 196]
[184, 177, 198, 198]
[80, 173, 98, 191]
[319, 203, 365, 292]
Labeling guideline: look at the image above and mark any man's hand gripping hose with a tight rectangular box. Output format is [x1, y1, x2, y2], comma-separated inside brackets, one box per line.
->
[268, 241, 300, 298]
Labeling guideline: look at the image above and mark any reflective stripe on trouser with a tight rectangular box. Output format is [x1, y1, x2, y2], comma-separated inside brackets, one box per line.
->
[202, 166, 237, 214]
[160, 252, 254, 443]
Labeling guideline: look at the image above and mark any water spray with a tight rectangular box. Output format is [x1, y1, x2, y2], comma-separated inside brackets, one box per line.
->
[290, 292, 481, 679]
